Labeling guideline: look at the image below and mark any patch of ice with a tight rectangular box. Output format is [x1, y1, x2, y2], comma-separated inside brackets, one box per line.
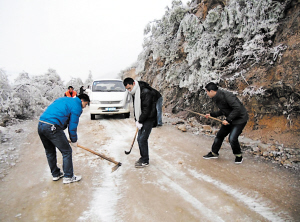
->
[78, 119, 131, 221]
[188, 169, 293, 222]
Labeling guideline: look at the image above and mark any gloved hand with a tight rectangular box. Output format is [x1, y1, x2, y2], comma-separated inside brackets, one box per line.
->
[70, 142, 78, 148]
[136, 121, 143, 130]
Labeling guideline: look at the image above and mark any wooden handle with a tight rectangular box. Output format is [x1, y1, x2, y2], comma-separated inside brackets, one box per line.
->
[130, 128, 139, 148]
[77, 144, 119, 165]
[69, 140, 119, 165]
[183, 109, 223, 123]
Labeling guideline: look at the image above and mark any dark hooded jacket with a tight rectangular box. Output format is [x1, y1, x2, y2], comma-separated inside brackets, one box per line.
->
[210, 89, 248, 125]
[132, 81, 157, 125]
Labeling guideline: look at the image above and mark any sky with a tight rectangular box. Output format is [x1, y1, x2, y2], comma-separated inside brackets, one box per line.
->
[0, 0, 189, 83]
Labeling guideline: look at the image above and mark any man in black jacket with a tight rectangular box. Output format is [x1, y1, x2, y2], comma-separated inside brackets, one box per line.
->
[203, 82, 248, 164]
[123, 78, 157, 168]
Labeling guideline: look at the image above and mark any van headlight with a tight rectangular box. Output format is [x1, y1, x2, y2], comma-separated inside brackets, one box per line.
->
[91, 100, 100, 104]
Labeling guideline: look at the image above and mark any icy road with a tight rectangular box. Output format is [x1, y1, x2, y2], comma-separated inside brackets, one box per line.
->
[0, 107, 299, 221]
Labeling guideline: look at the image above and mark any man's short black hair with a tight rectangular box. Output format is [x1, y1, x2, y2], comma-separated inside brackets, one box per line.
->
[205, 82, 218, 91]
[68, 86, 74, 89]
[78, 94, 90, 102]
[123, 77, 134, 86]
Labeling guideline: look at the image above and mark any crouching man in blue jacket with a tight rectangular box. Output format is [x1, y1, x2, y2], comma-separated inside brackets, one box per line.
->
[38, 94, 90, 184]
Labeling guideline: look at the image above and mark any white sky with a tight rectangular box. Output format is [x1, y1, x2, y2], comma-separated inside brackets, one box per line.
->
[0, 0, 189, 83]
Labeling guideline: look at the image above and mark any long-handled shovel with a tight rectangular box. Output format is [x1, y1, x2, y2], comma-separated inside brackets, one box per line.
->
[125, 128, 139, 155]
[69, 141, 122, 172]
[183, 109, 223, 123]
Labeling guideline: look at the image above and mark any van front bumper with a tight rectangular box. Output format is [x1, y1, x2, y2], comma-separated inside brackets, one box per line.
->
[90, 104, 130, 115]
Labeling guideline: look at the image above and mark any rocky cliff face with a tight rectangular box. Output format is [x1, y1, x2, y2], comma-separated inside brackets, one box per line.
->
[122, 0, 299, 168]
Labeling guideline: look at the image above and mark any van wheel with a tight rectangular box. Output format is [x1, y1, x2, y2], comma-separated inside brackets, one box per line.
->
[124, 113, 130, 118]
[91, 114, 95, 120]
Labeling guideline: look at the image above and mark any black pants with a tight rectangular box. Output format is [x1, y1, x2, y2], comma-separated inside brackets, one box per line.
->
[38, 122, 74, 178]
[137, 119, 153, 163]
[212, 122, 247, 155]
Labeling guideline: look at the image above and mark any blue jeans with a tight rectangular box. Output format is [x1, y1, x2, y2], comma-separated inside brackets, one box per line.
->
[137, 120, 153, 163]
[156, 97, 163, 125]
[212, 122, 247, 155]
[38, 122, 74, 178]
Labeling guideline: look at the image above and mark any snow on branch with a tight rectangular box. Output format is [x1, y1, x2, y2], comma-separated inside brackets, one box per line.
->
[136, 0, 288, 92]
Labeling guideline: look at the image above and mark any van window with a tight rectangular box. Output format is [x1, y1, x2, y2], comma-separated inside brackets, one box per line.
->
[92, 80, 125, 92]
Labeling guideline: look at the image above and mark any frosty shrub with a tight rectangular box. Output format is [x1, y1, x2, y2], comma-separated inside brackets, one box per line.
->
[137, 0, 188, 72]
[0, 69, 13, 119]
[136, 0, 288, 92]
[84, 71, 94, 88]
[32, 69, 65, 103]
[242, 86, 266, 97]
[0, 69, 65, 121]
[65, 77, 84, 93]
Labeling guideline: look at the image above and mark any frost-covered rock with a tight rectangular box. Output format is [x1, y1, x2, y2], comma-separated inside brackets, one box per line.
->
[122, 0, 299, 153]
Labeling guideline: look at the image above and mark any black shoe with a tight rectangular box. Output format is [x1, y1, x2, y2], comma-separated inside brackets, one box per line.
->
[235, 156, 243, 164]
[135, 159, 142, 164]
[135, 161, 149, 168]
[203, 152, 219, 159]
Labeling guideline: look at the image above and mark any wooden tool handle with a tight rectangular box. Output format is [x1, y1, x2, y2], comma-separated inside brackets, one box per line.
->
[69, 140, 119, 165]
[131, 128, 139, 148]
[77, 144, 119, 165]
[183, 109, 223, 123]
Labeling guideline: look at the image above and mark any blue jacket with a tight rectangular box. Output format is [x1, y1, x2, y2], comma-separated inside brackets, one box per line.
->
[39, 97, 82, 142]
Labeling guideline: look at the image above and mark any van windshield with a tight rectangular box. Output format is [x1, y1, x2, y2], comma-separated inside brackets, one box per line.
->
[92, 80, 126, 92]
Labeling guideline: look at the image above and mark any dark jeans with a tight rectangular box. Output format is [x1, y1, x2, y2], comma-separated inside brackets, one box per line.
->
[137, 119, 153, 163]
[212, 122, 247, 155]
[38, 122, 74, 178]
[156, 97, 163, 125]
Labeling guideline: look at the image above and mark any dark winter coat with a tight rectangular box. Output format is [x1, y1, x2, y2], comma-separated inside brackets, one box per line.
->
[79, 87, 85, 95]
[133, 81, 157, 125]
[152, 88, 162, 101]
[39, 97, 83, 142]
[210, 89, 248, 125]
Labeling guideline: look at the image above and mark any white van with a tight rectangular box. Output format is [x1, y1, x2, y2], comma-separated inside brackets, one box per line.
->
[89, 79, 130, 120]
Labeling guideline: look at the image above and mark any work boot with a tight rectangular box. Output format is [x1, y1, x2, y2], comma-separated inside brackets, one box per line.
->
[63, 175, 82, 184]
[53, 172, 64, 181]
[203, 152, 219, 159]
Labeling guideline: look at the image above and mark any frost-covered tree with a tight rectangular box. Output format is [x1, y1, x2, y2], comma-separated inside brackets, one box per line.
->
[65, 77, 84, 93]
[1, 69, 65, 120]
[0, 69, 11, 101]
[136, 0, 288, 92]
[32, 68, 65, 104]
[137, 0, 188, 71]
[0, 69, 13, 119]
[12, 72, 38, 118]
[84, 70, 93, 87]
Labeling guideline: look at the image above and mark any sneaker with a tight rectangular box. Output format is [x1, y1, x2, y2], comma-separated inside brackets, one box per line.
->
[235, 156, 243, 164]
[63, 175, 82, 184]
[203, 152, 219, 159]
[135, 159, 142, 164]
[135, 161, 149, 168]
[53, 172, 64, 181]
